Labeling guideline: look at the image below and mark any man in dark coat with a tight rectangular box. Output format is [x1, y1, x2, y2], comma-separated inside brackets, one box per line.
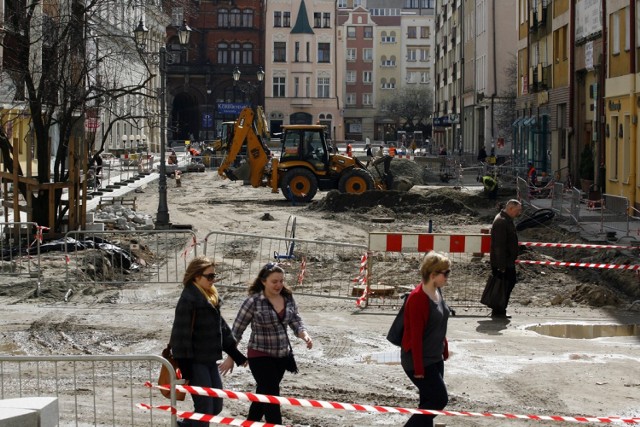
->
[489, 199, 522, 318]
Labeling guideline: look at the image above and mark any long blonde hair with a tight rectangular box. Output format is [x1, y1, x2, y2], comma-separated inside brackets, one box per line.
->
[183, 256, 219, 306]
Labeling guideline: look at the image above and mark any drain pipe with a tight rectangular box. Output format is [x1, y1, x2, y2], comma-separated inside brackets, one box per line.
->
[629, 0, 637, 211]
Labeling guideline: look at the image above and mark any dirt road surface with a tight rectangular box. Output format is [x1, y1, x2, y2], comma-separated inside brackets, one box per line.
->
[1, 170, 639, 426]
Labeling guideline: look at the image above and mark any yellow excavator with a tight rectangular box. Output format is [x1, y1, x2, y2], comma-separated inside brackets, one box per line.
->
[217, 106, 395, 203]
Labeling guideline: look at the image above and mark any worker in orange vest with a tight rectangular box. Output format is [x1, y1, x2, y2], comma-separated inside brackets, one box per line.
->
[346, 142, 353, 157]
[388, 145, 396, 157]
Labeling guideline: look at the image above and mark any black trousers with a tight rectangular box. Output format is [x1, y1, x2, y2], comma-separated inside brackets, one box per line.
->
[247, 356, 288, 424]
[491, 267, 517, 315]
[403, 360, 448, 427]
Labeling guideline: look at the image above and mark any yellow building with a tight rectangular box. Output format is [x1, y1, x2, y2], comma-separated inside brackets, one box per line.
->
[603, 3, 638, 212]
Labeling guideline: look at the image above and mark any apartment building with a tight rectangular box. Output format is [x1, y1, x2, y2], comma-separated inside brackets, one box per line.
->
[434, 0, 517, 159]
[339, 0, 435, 142]
[264, 0, 342, 139]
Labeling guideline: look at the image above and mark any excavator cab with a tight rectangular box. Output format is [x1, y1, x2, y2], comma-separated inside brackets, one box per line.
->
[280, 126, 328, 171]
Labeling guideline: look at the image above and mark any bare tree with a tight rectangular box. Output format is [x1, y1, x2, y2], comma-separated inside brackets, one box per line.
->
[0, 0, 180, 232]
[379, 86, 434, 130]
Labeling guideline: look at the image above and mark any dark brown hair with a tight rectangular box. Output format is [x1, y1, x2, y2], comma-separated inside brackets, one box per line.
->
[248, 263, 293, 297]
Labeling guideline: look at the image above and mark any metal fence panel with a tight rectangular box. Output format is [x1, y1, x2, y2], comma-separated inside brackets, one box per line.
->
[203, 230, 367, 299]
[0, 222, 41, 280]
[64, 229, 198, 285]
[0, 355, 178, 427]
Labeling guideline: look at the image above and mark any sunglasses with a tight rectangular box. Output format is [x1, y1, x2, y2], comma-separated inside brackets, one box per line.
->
[263, 262, 282, 271]
[201, 273, 217, 281]
[439, 270, 451, 278]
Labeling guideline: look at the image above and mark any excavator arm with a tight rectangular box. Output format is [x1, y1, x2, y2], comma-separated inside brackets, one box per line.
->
[217, 107, 271, 188]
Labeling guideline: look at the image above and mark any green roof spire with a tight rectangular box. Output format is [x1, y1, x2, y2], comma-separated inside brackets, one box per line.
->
[291, 0, 314, 34]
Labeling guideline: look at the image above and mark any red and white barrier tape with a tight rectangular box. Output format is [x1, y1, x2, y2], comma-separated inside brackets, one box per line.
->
[521, 241, 638, 250]
[181, 236, 198, 258]
[297, 256, 306, 286]
[136, 403, 288, 427]
[29, 225, 49, 249]
[145, 383, 639, 425]
[353, 252, 369, 307]
[517, 260, 640, 271]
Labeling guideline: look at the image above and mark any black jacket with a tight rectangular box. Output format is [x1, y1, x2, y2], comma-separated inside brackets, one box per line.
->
[169, 284, 246, 371]
[490, 210, 519, 272]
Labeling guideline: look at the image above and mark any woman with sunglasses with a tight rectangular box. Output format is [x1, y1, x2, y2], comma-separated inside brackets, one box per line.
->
[169, 256, 247, 427]
[401, 251, 451, 427]
[220, 262, 312, 424]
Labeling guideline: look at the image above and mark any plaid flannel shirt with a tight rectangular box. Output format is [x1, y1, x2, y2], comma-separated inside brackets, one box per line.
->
[231, 292, 306, 358]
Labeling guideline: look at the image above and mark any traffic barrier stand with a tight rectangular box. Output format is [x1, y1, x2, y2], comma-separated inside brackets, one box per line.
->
[145, 382, 639, 425]
[137, 403, 288, 427]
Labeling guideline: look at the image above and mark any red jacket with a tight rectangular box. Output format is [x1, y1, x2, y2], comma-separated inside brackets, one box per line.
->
[401, 284, 449, 376]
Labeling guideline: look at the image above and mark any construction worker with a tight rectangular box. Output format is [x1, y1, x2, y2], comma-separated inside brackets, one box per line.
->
[482, 175, 498, 200]
[346, 142, 353, 157]
[388, 144, 396, 157]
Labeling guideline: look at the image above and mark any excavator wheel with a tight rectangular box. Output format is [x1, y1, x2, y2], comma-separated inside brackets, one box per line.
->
[338, 168, 375, 194]
[280, 168, 318, 203]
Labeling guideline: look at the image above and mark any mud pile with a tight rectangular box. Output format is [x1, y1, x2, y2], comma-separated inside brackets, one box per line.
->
[309, 187, 498, 216]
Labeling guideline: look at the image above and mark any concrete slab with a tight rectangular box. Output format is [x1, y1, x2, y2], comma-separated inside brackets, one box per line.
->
[0, 397, 58, 427]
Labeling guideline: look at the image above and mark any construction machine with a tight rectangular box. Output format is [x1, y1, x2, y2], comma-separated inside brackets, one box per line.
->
[218, 107, 396, 203]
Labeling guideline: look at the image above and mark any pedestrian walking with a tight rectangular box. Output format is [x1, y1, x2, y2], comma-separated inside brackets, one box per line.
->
[401, 251, 451, 427]
[220, 263, 313, 425]
[170, 256, 247, 427]
[488, 199, 522, 318]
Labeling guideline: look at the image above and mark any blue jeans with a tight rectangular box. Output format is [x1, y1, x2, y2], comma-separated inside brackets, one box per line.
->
[182, 362, 223, 427]
[403, 360, 448, 427]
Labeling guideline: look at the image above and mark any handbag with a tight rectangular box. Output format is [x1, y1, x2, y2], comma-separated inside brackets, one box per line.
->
[386, 294, 408, 346]
[158, 344, 186, 401]
[480, 274, 509, 311]
[271, 300, 299, 374]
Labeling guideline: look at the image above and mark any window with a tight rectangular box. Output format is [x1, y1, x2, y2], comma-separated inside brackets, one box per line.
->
[318, 43, 330, 63]
[242, 9, 254, 27]
[347, 26, 356, 38]
[230, 8, 241, 27]
[294, 77, 300, 97]
[305, 77, 310, 97]
[420, 26, 430, 38]
[217, 42, 228, 64]
[381, 56, 396, 67]
[314, 12, 321, 28]
[317, 77, 330, 98]
[323, 13, 331, 28]
[218, 9, 229, 27]
[407, 48, 417, 61]
[274, 11, 281, 27]
[419, 48, 429, 62]
[363, 71, 372, 83]
[242, 43, 253, 64]
[273, 77, 286, 97]
[346, 48, 356, 61]
[407, 71, 418, 84]
[230, 42, 241, 64]
[346, 93, 356, 105]
[363, 48, 373, 61]
[346, 70, 356, 83]
[612, 13, 619, 55]
[624, 7, 630, 51]
[274, 42, 287, 62]
[283, 12, 291, 27]
[381, 31, 396, 43]
[380, 78, 396, 89]
[420, 71, 429, 83]
[364, 26, 373, 38]
[363, 93, 372, 106]
[338, 0, 347, 7]
[295, 42, 300, 62]
[407, 26, 417, 38]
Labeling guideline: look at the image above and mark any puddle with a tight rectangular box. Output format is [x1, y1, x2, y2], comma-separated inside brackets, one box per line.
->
[360, 351, 401, 365]
[526, 323, 640, 339]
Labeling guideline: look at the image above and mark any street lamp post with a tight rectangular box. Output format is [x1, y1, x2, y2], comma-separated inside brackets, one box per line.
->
[134, 19, 191, 228]
[232, 66, 265, 106]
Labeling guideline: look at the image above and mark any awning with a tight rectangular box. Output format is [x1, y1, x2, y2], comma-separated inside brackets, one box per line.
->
[511, 117, 524, 127]
[523, 116, 537, 126]
[432, 116, 452, 127]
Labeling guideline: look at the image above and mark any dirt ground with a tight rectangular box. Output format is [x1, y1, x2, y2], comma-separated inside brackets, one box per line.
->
[1, 168, 639, 427]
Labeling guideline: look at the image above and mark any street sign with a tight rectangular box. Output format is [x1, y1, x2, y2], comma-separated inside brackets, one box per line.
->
[85, 118, 100, 130]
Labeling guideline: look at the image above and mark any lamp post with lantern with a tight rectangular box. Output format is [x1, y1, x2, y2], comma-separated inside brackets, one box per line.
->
[134, 19, 191, 228]
[232, 66, 265, 107]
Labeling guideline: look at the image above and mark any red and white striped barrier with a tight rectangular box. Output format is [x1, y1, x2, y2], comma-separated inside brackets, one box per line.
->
[395, 154, 415, 160]
[517, 260, 640, 271]
[145, 383, 639, 425]
[353, 252, 369, 307]
[297, 256, 306, 286]
[521, 241, 639, 250]
[137, 403, 287, 427]
[369, 232, 491, 254]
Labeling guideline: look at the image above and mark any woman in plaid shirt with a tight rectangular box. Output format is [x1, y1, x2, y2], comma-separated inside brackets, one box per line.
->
[220, 263, 313, 424]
